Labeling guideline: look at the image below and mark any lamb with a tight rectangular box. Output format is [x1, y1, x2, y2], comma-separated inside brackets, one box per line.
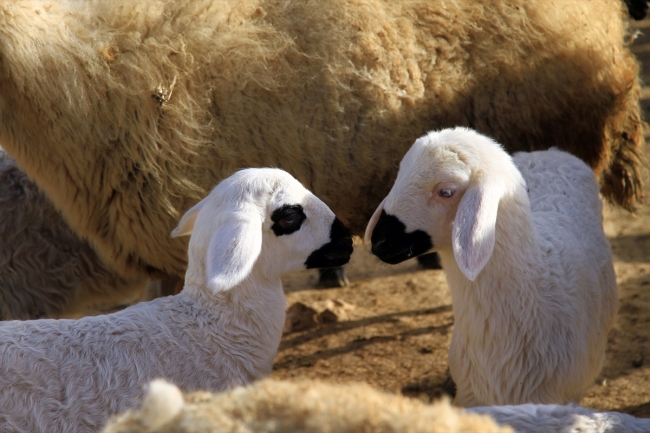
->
[102, 378, 512, 433]
[365, 127, 618, 407]
[0, 146, 150, 320]
[469, 403, 650, 433]
[0, 0, 643, 288]
[0, 168, 353, 433]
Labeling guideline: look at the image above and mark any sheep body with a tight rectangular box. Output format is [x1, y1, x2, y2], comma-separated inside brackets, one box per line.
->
[0, 0, 642, 282]
[366, 128, 617, 406]
[102, 378, 512, 433]
[0, 168, 353, 433]
[470, 403, 650, 433]
[2, 295, 234, 432]
[0, 147, 149, 320]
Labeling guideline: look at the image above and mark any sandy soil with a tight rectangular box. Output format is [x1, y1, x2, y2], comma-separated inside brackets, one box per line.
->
[269, 19, 650, 416]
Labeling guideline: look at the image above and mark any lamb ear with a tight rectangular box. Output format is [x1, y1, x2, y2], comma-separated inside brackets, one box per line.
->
[171, 199, 207, 238]
[206, 211, 263, 293]
[364, 197, 387, 245]
[452, 183, 501, 281]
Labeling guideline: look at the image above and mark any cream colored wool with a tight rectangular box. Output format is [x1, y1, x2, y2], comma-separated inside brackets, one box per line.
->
[0, 0, 643, 280]
[102, 379, 513, 433]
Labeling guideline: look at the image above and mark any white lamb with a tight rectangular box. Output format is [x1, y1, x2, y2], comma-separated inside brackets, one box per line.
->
[469, 403, 650, 433]
[364, 127, 617, 407]
[0, 168, 353, 433]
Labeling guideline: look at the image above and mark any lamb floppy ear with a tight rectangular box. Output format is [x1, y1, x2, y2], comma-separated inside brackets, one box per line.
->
[364, 197, 387, 245]
[206, 209, 263, 293]
[171, 199, 207, 237]
[452, 182, 502, 281]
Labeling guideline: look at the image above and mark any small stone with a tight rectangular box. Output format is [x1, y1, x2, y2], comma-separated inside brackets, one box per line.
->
[318, 309, 339, 324]
[283, 302, 319, 334]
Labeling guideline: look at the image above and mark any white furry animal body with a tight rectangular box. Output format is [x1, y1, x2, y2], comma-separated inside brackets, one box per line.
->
[0, 168, 353, 433]
[470, 403, 650, 433]
[366, 128, 617, 406]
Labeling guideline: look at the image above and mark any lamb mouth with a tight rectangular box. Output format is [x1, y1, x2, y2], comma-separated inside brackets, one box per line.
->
[369, 210, 433, 264]
[304, 217, 353, 269]
[373, 244, 430, 265]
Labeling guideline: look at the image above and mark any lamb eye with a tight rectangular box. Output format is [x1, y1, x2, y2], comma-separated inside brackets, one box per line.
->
[271, 204, 306, 236]
[439, 188, 455, 198]
[280, 215, 298, 229]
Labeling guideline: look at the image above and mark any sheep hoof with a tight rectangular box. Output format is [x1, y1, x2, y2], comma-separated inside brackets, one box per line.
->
[417, 253, 442, 270]
[317, 267, 349, 288]
[442, 370, 457, 398]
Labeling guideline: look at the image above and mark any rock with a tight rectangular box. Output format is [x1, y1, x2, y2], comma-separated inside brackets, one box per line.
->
[283, 299, 355, 334]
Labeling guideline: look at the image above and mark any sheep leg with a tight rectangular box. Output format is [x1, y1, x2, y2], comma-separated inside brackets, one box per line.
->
[417, 252, 442, 270]
[317, 267, 349, 288]
[144, 278, 184, 300]
[625, 0, 649, 19]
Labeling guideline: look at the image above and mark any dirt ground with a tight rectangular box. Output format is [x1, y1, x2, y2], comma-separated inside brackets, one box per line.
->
[269, 19, 650, 416]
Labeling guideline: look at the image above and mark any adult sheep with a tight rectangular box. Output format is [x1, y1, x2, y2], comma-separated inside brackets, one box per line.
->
[0, 0, 643, 284]
[0, 147, 148, 320]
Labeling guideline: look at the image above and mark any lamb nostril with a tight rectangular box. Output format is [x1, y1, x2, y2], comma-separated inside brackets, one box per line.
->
[372, 238, 386, 250]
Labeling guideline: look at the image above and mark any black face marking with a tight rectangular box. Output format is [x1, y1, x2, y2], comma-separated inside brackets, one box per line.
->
[271, 204, 306, 236]
[305, 217, 353, 269]
[370, 210, 433, 265]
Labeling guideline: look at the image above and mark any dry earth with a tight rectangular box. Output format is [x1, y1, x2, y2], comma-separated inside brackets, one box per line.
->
[269, 18, 650, 416]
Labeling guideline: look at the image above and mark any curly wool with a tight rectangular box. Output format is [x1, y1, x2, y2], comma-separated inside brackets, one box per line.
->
[102, 378, 512, 433]
[0, 0, 643, 280]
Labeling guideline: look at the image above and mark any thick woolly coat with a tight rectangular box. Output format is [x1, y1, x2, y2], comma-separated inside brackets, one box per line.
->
[102, 379, 513, 433]
[0, 0, 642, 280]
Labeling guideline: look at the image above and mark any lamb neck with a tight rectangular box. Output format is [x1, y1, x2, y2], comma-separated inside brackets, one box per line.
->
[441, 190, 544, 328]
[181, 269, 287, 380]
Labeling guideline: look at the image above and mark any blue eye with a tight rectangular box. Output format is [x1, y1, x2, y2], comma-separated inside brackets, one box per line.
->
[439, 188, 455, 198]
